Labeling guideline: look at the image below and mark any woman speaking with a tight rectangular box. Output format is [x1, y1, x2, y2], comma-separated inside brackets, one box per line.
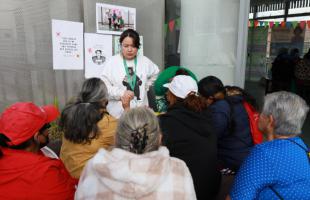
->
[101, 29, 159, 118]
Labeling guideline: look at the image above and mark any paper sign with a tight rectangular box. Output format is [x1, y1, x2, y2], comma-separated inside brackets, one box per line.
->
[84, 33, 112, 78]
[52, 19, 84, 70]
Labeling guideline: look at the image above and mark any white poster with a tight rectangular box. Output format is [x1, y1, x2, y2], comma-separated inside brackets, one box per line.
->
[84, 33, 112, 78]
[113, 35, 143, 56]
[52, 19, 84, 70]
[96, 3, 136, 35]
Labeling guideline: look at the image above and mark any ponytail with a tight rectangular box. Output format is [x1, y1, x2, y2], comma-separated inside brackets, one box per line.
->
[183, 92, 208, 112]
[129, 124, 148, 154]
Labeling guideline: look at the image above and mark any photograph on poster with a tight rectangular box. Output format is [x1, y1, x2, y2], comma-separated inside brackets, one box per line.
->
[84, 33, 112, 78]
[113, 35, 143, 55]
[96, 3, 136, 35]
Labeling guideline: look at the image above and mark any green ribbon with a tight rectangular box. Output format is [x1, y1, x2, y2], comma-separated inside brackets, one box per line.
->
[123, 57, 138, 91]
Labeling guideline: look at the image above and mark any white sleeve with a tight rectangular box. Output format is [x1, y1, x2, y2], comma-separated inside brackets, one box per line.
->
[145, 57, 160, 91]
[101, 58, 126, 100]
[75, 158, 96, 200]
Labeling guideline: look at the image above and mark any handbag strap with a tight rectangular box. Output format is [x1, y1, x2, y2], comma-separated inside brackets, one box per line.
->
[285, 137, 310, 163]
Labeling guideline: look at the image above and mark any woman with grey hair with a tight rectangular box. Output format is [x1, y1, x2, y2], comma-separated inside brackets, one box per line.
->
[228, 91, 310, 200]
[75, 107, 196, 200]
[59, 78, 129, 179]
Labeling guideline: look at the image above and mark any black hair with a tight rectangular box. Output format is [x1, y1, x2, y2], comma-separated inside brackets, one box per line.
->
[198, 76, 226, 98]
[58, 78, 108, 144]
[175, 68, 190, 76]
[198, 76, 235, 134]
[225, 85, 259, 110]
[59, 103, 104, 144]
[0, 134, 35, 158]
[119, 29, 140, 49]
[95, 49, 102, 54]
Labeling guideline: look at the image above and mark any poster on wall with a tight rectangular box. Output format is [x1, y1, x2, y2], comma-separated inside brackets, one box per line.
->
[84, 33, 112, 78]
[52, 19, 84, 70]
[113, 35, 143, 55]
[96, 3, 136, 35]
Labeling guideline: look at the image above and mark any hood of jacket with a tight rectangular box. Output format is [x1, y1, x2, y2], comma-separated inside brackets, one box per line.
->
[163, 104, 212, 138]
[90, 146, 172, 199]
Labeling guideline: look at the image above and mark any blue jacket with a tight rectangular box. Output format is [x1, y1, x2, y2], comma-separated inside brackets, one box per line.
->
[208, 95, 254, 171]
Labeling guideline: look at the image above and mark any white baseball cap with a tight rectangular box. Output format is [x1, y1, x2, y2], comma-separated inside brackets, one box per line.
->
[163, 75, 198, 99]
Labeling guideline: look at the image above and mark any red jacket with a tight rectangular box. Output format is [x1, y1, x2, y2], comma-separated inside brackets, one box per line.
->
[0, 148, 77, 200]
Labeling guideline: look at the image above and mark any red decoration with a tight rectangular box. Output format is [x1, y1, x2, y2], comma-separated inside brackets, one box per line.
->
[254, 20, 259, 27]
[280, 21, 286, 27]
[168, 20, 175, 32]
[269, 22, 274, 28]
[299, 21, 306, 29]
[307, 21, 310, 29]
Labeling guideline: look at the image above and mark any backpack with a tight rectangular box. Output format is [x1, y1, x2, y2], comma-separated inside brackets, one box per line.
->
[242, 101, 263, 145]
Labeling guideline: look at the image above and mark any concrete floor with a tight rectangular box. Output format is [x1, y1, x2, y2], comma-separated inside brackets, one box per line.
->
[244, 80, 310, 145]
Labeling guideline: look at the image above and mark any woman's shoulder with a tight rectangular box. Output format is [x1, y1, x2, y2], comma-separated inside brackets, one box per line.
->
[104, 54, 123, 66]
[97, 114, 117, 131]
[211, 99, 230, 111]
[137, 54, 156, 65]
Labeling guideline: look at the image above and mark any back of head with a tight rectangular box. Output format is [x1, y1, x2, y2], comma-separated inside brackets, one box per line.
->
[115, 107, 160, 154]
[175, 68, 190, 76]
[198, 76, 225, 98]
[290, 48, 299, 57]
[262, 91, 309, 136]
[164, 75, 207, 112]
[59, 78, 108, 144]
[225, 85, 258, 109]
[78, 78, 108, 103]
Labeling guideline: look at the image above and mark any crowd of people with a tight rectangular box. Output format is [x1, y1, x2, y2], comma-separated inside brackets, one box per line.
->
[0, 29, 309, 200]
[271, 47, 310, 103]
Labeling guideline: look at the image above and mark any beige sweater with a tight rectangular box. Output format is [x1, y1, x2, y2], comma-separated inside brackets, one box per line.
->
[75, 147, 197, 200]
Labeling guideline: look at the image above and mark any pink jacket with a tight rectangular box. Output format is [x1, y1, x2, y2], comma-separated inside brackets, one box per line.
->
[75, 146, 196, 200]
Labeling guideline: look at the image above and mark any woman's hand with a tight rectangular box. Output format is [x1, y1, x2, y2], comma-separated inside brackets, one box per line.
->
[122, 90, 134, 100]
[121, 90, 134, 110]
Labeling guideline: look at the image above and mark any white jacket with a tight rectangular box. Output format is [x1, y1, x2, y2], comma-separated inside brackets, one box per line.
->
[75, 147, 197, 200]
[101, 54, 159, 118]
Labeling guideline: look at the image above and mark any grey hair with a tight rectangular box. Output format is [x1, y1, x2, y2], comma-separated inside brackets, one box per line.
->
[115, 107, 160, 154]
[262, 91, 309, 135]
[78, 78, 108, 103]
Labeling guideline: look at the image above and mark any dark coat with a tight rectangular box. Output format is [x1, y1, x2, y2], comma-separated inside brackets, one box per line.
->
[208, 95, 253, 171]
[159, 104, 221, 200]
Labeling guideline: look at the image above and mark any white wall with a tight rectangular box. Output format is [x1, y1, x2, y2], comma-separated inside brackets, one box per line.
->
[180, 0, 250, 87]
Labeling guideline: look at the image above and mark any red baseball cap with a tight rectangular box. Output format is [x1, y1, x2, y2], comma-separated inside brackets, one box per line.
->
[0, 102, 60, 146]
